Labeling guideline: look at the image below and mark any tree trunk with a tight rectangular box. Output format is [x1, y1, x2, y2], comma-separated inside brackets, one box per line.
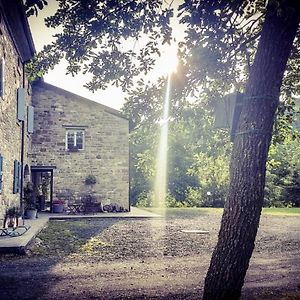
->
[203, 2, 300, 300]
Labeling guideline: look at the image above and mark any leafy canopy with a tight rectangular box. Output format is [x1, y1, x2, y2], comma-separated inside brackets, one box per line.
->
[26, 0, 173, 92]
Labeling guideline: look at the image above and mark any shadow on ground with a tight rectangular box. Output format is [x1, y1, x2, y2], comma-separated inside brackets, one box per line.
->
[0, 218, 120, 300]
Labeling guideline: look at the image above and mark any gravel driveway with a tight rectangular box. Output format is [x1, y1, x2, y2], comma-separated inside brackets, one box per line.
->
[0, 209, 299, 299]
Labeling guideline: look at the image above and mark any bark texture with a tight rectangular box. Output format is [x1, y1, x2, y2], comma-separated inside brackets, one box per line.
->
[203, 1, 300, 299]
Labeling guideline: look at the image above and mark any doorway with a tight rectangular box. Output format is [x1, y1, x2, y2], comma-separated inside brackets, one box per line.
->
[31, 167, 54, 212]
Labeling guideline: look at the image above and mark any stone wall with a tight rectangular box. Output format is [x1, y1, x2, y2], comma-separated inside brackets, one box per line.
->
[0, 16, 32, 219]
[30, 81, 129, 210]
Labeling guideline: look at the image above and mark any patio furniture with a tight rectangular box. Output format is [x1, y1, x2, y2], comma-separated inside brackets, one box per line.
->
[67, 203, 84, 215]
[82, 199, 101, 214]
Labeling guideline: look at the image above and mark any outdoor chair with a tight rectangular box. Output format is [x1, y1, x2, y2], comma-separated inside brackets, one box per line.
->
[81, 195, 104, 214]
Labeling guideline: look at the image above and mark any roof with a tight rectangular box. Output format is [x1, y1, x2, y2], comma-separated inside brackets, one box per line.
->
[0, 0, 35, 62]
[32, 80, 128, 120]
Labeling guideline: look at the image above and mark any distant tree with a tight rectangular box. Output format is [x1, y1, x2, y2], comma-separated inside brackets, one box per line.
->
[25, 0, 300, 298]
[266, 137, 300, 207]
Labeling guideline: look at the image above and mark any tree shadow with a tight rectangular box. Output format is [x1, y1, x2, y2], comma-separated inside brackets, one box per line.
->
[0, 218, 120, 300]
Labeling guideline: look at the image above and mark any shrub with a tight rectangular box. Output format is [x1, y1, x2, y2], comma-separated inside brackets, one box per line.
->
[85, 175, 97, 185]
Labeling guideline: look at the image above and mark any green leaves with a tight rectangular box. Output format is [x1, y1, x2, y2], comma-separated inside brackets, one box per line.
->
[25, 0, 48, 16]
[27, 0, 173, 92]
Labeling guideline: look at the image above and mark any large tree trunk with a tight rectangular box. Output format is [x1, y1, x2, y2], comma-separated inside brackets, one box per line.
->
[203, 2, 300, 300]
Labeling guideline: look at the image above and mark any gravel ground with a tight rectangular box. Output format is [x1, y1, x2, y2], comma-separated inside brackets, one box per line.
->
[0, 209, 299, 299]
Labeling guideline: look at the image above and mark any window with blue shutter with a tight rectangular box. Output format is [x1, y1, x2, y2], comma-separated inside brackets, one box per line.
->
[27, 105, 34, 133]
[17, 88, 26, 121]
[13, 160, 20, 194]
[0, 154, 3, 193]
[0, 58, 5, 97]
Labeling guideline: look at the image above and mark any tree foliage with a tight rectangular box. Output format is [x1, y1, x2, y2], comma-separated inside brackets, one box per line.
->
[25, 0, 300, 298]
[26, 0, 173, 91]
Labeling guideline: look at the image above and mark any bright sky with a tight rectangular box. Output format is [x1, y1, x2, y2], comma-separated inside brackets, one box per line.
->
[28, 1, 185, 111]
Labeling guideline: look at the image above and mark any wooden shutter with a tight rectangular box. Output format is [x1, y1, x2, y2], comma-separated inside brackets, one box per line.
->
[18, 162, 22, 193]
[27, 105, 34, 133]
[17, 88, 26, 121]
[13, 160, 19, 194]
[0, 58, 5, 97]
[0, 154, 3, 193]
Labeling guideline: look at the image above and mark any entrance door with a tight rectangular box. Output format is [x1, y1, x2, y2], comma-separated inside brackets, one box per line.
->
[31, 168, 54, 212]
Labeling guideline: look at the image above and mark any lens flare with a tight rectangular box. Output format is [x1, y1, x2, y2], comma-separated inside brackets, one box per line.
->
[153, 73, 172, 215]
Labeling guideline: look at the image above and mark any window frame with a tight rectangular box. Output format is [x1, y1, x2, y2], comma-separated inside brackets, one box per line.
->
[65, 128, 85, 151]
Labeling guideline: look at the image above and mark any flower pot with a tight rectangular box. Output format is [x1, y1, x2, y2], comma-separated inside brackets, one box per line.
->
[52, 204, 64, 213]
[25, 209, 37, 219]
[7, 217, 17, 228]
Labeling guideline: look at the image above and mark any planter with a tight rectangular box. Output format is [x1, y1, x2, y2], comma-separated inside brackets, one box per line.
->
[25, 209, 37, 219]
[7, 217, 17, 228]
[52, 204, 64, 213]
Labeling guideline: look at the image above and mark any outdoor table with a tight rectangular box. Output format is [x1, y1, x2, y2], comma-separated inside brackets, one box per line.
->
[67, 204, 83, 215]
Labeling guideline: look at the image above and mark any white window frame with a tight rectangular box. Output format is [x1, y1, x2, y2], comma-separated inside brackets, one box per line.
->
[65, 129, 85, 151]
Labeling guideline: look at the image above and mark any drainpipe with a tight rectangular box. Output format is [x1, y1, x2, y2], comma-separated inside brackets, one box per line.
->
[19, 64, 25, 219]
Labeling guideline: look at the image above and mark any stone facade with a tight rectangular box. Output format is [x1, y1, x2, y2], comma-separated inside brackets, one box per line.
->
[30, 81, 129, 210]
[0, 0, 130, 216]
[0, 0, 35, 219]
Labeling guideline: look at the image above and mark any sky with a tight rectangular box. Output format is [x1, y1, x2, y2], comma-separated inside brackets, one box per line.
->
[28, 0, 185, 111]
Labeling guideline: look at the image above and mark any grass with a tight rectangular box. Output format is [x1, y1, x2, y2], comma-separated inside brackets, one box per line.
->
[30, 219, 116, 258]
[143, 207, 300, 217]
[262, 207, 300, 216]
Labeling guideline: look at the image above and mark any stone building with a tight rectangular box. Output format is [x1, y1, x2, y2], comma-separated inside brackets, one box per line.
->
[0, 0, 35, 218]
[30, 81, 129, 210]
[0, 0, 129, 218]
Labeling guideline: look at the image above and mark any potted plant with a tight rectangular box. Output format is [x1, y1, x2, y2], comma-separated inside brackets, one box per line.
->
[52, 199, 65, 213]
[23, 182, 37, 219]
[84, 174, 97, 185]
[5, 206, 22, 228]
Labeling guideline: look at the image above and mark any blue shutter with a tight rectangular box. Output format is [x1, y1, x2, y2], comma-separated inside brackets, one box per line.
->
[27, 105, 34, 133]
[0, 154, 3, 193]
[17, 88, 26, 121]
[0, 58, 5, 97]
[18, 162, 22, 193]
[13, 160, 19, 194]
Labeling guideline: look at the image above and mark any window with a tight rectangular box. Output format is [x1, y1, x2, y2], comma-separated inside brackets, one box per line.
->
[66, 129, 85, 151]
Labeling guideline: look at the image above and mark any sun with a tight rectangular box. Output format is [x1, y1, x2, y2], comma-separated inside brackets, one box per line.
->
[159, 44, 178, 75]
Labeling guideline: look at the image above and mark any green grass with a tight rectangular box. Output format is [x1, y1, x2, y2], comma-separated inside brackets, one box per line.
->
[142, 207, 300, 217]
[143, 207, 223, 218]
[262, 207, 300, 216]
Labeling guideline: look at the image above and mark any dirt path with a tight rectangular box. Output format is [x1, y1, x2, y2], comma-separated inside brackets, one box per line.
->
[0, 210, 299, 299]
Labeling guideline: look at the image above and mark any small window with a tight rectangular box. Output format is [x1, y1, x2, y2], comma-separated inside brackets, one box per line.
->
[66, 129, 85, 151]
